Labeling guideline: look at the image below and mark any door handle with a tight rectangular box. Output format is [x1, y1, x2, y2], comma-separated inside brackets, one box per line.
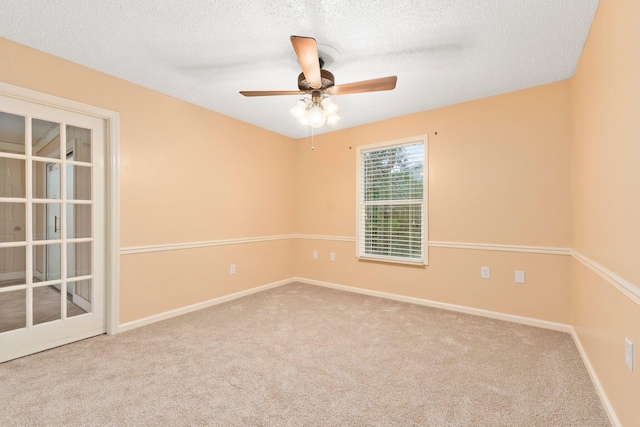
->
[54, 215, 59, 233]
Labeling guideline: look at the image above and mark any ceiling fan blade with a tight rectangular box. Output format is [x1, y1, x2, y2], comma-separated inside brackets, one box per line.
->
[290, 35, 322, 89]
[240, 90, 304, 97]
[327, 76, 398, 95]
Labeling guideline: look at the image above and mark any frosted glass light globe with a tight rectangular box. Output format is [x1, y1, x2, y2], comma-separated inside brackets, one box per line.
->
[290, 99, 307, 118]
[321, 97, 339, 114]
[306, 103, 327, 128]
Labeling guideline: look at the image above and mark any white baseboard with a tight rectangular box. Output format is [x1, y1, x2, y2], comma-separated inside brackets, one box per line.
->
[294, 277, 572, 333]
[118, 276, 572, 334]
[571, 328, 621, 427]
[117, 278, 294, 333]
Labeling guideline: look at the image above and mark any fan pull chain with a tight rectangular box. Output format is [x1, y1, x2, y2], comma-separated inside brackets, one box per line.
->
[305, 126, 314, 150]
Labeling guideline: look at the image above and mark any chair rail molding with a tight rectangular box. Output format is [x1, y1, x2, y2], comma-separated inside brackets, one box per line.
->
[571, 250, 640, 305]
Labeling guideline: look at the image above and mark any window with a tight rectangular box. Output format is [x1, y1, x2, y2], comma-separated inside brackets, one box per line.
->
[356, 136, 427, 265]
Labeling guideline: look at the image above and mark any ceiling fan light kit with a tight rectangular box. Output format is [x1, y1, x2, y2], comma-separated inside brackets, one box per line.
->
[290, 91, 340, 128]
[240, 35, 397, 130]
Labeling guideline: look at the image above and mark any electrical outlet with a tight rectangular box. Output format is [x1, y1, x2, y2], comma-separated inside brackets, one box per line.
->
[313, 251, 318, 260]
[625, 338, 634, 371]
[515, 270, 525, 284]
[230, 264, 236, 275]
[481, 267, 490, 279]
[330, 252, 336, 262]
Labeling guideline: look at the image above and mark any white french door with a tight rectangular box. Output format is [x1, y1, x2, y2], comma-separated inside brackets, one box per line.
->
[0, 94, 106, 362]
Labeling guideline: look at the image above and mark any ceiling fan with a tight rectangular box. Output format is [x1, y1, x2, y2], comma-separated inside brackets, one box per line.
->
[240, 35, 397, 128]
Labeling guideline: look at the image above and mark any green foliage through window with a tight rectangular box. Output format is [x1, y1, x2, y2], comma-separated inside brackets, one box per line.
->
[360, 143, 424, 261]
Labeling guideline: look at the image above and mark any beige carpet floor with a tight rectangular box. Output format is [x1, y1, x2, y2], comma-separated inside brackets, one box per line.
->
[0, 282, 610, 426]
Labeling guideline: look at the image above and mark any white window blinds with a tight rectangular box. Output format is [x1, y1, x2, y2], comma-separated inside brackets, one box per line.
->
[357, 139, 426, 264]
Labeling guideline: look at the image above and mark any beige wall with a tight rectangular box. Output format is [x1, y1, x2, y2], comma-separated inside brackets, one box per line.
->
[121, 239, 294, 322]
[3, 3, 639, 419]
[0, 37, 296, 323]
[295, 81, 573, 323]
[570, 0, 640, 425]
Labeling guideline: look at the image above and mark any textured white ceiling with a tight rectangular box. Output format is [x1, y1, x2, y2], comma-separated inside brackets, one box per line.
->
[0, 0, 599, 138]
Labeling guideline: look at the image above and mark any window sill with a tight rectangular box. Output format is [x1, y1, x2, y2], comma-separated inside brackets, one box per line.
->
[357, 256, 427, 267]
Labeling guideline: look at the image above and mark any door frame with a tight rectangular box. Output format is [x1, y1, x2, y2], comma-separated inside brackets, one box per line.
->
[0, 81, 120, 335]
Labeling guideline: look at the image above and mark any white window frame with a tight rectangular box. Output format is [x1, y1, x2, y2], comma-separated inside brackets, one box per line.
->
[355, 135, 428, 265]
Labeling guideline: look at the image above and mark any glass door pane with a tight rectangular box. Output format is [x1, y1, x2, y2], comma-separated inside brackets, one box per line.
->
[32, 202, 61, 240]
[67, 280, 91, 317]
[0, 289, 27, 332]
[0, 112, 25, 154]
[0, 158, 26, 198]
[68, 165, 92, 200]
[1, 202, 25, 242]
[33, 244, 62, 282]
[0, 246, 26, 287]
[32, 161, 61, 199]
[66, 204, 91, 239]
[66, 125, 91, 163]
[33, 285, 62, 326]
[32, 118, 60, 159]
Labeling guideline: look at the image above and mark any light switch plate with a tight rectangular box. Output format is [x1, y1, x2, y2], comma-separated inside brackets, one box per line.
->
[625, 338, 634, 371]
[515, 270, 525, 284]
[481, 267, 490, 279]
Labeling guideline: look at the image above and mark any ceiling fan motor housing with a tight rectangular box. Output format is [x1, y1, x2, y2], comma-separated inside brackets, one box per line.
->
[298, 69, 335, 91]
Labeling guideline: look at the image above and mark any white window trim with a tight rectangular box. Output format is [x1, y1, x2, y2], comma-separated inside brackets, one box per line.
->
[355, 135, 428, 266]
